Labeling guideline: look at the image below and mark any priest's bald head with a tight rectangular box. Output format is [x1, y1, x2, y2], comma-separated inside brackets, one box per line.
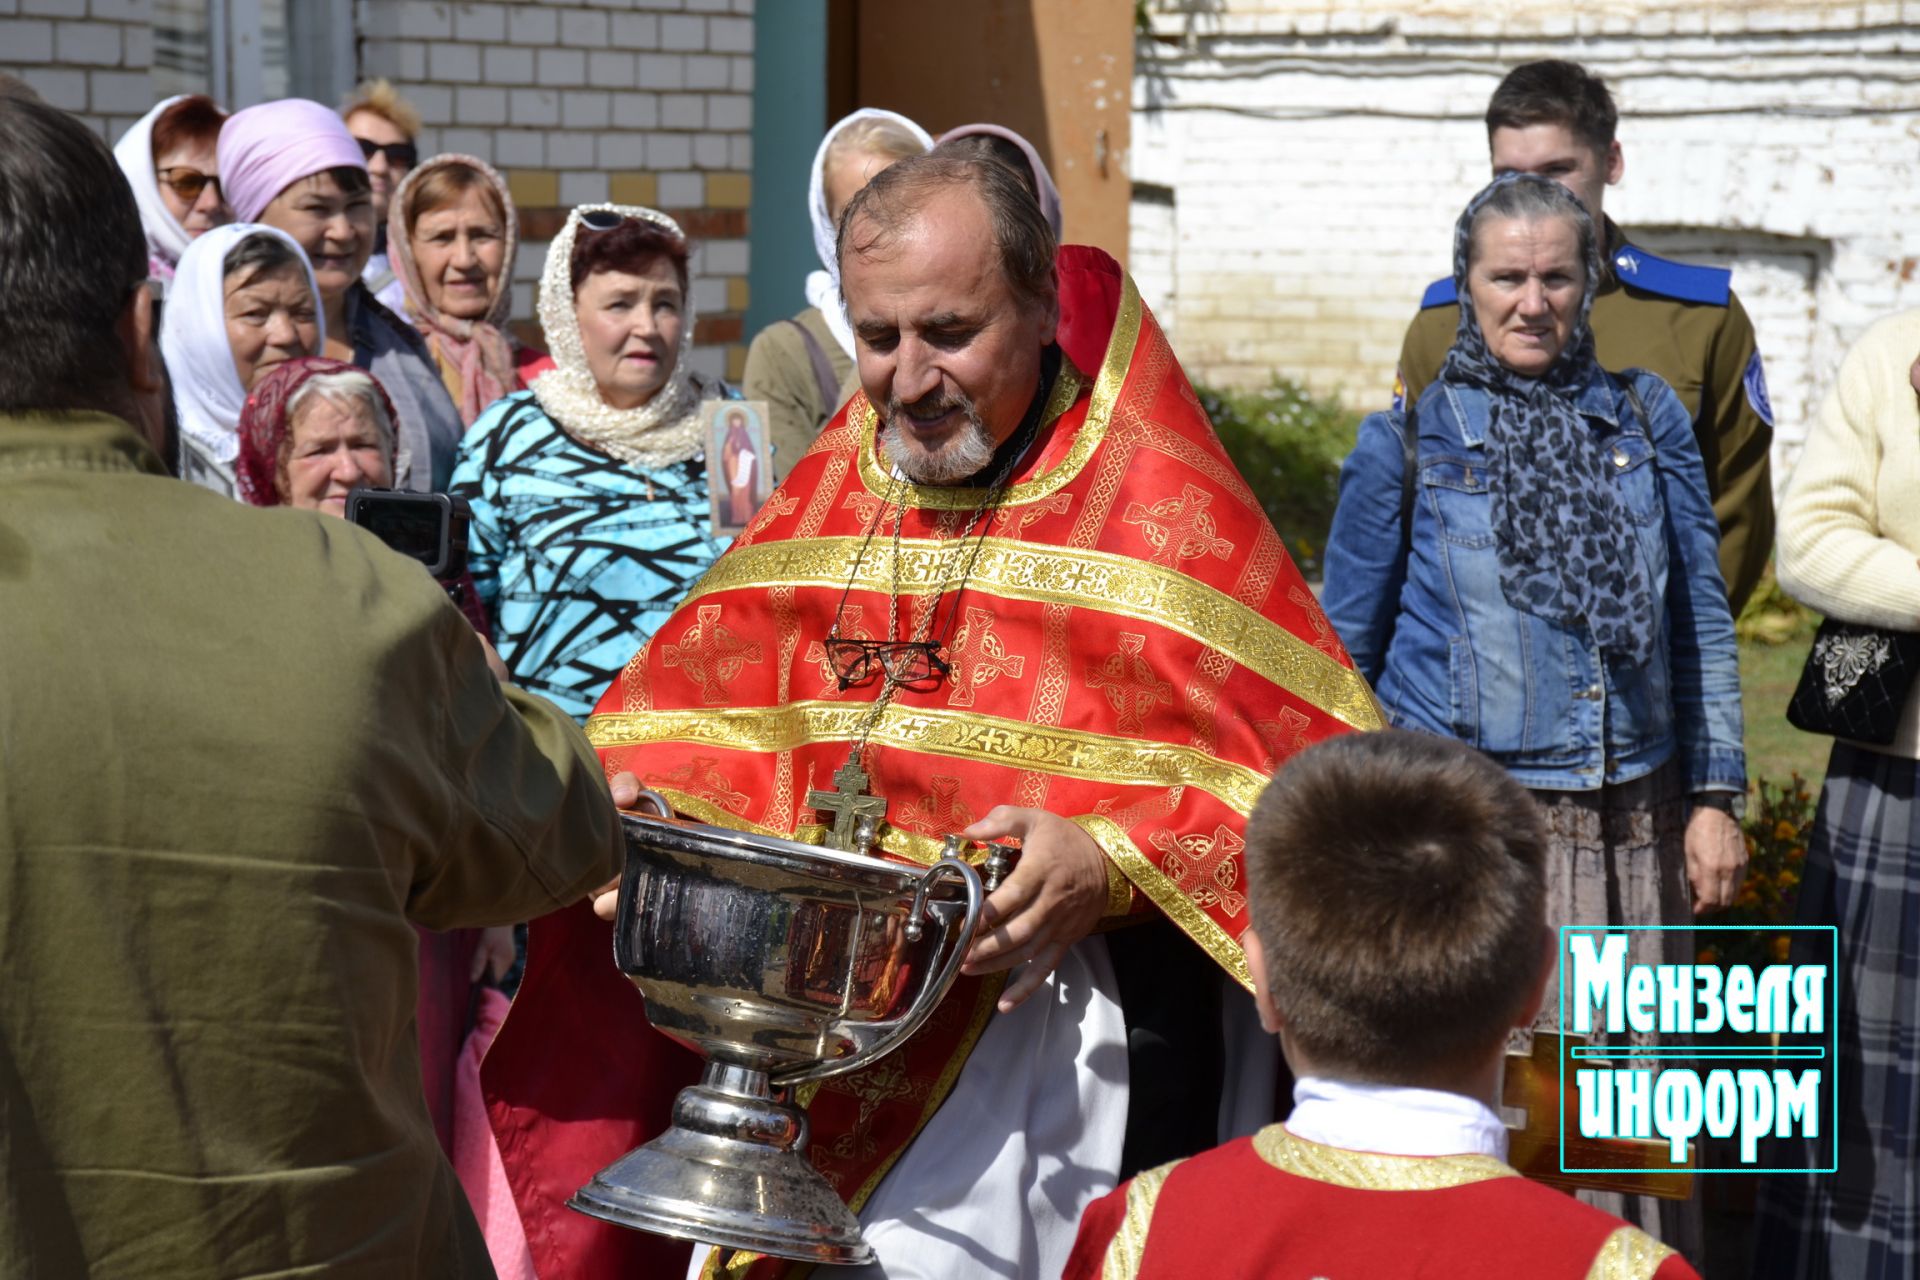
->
[837, 152, 1060, 485]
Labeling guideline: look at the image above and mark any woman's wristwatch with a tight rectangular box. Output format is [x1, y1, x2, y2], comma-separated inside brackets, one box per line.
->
[1692, 791, 1747, 821]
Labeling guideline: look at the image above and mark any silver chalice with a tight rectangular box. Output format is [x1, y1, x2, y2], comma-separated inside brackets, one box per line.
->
[567, 793, 985, 1265]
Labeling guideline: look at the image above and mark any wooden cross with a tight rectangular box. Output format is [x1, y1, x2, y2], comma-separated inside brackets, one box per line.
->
[806, 752, 889, 852]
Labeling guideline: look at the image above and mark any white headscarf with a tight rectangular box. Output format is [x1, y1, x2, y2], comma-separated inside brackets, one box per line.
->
[162, 222, 324, 467]
[804, 108, 935, 359]
[113, 95, 194, 276]
[532, 204, 706, 470]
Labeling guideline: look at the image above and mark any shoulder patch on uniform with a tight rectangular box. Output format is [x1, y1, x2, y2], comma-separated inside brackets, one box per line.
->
[1611, 242, 1732, 306]
[1743, 349, 1774, 427]
[1420, 276, 1457, 309]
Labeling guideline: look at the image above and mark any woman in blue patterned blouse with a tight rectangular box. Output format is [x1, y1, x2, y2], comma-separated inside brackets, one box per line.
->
[449, 205, 734, 720]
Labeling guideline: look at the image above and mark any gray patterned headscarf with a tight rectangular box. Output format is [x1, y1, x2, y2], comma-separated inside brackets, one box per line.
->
[1436, 174, 1656, 667]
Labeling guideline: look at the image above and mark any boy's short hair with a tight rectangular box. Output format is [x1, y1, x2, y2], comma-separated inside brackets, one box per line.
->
[1245, 730, 1547, 1083]
[1485, 59, 1619, 157]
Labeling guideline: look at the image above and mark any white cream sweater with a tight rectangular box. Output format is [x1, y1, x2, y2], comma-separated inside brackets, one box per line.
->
[1776, 308, 1920, 759]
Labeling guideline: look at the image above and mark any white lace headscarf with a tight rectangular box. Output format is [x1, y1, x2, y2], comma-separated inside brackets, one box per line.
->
[804, 109, 934, 358]
[533, 203, 704, 469]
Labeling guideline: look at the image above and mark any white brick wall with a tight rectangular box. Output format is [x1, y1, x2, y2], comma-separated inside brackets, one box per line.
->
[3, 0, 153, 139]
[1134, 0, 1920, 486]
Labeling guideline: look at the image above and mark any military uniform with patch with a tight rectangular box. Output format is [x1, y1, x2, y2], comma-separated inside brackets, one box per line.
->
[1395, 218, 1775, 614]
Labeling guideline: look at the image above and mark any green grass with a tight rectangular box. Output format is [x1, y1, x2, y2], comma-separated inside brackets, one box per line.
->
[1738, 631, 1829, 795]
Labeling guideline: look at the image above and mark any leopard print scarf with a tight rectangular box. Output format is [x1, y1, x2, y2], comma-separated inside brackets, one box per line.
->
[1436, 175, 1656, 667]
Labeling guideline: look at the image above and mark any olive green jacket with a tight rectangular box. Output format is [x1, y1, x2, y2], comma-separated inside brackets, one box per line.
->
[0, 411, 624, 1277]
[1397, 220, 1775, 615]
[743, 305, 859, 480]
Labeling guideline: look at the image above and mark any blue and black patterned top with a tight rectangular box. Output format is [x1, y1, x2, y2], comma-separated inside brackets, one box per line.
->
[450, 389, 730, 721]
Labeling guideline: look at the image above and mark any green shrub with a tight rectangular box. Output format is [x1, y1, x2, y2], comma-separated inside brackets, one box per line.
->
[1196, 378, 1361, 578]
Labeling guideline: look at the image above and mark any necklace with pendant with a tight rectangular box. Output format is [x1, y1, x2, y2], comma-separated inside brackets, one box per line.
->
[808, 384, 1051, 853]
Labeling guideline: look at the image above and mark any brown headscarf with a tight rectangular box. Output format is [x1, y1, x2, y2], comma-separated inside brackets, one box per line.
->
[236, 356, 403, 506]
[387, 153, 520, 426]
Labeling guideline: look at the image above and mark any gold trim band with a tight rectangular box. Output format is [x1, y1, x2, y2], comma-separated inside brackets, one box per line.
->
[1251, 1124, 1518, 1190]
[671, 535, 1380, 733]
[589, 703, 1272, 817]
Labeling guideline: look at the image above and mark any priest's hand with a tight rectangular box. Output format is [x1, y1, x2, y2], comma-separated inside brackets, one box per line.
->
[960, 806, 1110, 1013]
[587, 770, 646, 921]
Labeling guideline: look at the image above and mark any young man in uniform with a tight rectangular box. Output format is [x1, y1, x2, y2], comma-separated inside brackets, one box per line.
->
[1395, 59, 1774, 615]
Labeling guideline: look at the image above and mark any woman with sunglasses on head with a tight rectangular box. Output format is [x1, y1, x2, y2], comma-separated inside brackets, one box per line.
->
[448, 204, 736, 721]
[219, 99, 463, 492]
[340, 79, 422, 315]
[114, 95, 231, 283]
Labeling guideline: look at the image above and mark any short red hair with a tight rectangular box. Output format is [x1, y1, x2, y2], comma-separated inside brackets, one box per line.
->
[570, 217, 691, 297]
[151, 94, 226, 161]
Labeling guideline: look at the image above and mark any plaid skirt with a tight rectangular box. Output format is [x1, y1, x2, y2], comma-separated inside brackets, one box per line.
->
[1754, 741, 1920, 1280]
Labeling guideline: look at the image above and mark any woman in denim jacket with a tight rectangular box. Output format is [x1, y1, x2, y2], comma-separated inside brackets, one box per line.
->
[1324, 175, 1746, 1241]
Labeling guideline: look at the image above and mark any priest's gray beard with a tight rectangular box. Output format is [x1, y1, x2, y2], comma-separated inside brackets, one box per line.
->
[880, 388, 995, 486]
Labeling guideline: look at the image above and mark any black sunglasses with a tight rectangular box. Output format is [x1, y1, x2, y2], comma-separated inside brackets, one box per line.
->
[578, 209, 631, 233]
[355, 137, 419, 168]
[824, 638, 950, 691]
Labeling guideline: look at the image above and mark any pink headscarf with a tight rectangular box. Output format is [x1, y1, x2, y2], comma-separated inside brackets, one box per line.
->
[219, 99, 367, 223]
[387, 154, 521, 427]
[937, 123, 1064, 238]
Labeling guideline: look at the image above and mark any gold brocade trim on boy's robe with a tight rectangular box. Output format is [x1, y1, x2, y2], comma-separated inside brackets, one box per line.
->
[1583, 1225, 1678, 1280]
[1250, 1124, 1520, 1190]
[1097, 1158, 1181, 1280]
[668, 536, 1381, 733]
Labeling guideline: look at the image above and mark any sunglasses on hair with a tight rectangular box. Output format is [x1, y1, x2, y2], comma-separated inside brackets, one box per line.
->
[155, 167, 221, 201]
[578, 209, 632, 233]
[355, 137, 419, 168]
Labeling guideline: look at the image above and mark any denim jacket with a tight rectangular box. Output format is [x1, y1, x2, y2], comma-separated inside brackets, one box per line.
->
[1322, 368, 1745, 794]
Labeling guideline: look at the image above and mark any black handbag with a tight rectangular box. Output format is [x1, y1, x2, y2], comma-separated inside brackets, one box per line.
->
[1786, 619, 1920, 745]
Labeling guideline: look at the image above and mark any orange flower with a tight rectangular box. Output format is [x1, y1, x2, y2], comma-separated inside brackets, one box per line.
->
[1772, 935, 1792, 962]
[1697, 947, 1719, 965]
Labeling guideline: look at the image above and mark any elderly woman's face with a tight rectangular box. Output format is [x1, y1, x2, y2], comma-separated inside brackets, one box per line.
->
[283, 393, 392, 516]
[225, 263, 320, 391]
[259, 170, 375, 305]
[574, 256, 684, 411]
[411, 186, 507, 322]
[1467, 214, 1585, 379]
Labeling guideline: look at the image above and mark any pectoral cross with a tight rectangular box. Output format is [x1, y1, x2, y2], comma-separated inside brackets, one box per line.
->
[807, 752, 888, 852]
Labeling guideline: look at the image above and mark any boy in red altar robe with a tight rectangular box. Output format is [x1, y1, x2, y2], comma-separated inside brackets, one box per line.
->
[1064, 730, 1702, 1280]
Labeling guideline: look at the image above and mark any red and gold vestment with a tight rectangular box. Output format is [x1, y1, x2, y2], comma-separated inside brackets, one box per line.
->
[485, 246, 1381, 1279]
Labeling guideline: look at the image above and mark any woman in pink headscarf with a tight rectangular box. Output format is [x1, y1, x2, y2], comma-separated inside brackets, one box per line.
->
[387, 153, 542, 426]
[220, 100, 465, 491]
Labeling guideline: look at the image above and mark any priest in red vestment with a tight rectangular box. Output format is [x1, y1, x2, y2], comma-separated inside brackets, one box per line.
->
[1064, 731, 1702, 1280]
[484, 152, 1381, 1280]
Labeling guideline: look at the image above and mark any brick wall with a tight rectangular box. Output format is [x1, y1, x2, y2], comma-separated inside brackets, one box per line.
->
[2, 0, 157, 142]
[1132, 0, 1920, 481]
[359, 0, 755, 381]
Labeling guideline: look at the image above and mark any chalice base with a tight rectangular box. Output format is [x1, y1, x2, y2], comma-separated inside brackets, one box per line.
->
[568, 1069, 875, 1266]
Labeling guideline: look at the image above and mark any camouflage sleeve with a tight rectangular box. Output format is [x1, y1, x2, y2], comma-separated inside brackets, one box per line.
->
[1700, 292, 1775, 615]
[1394, 304, 1456, 413]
